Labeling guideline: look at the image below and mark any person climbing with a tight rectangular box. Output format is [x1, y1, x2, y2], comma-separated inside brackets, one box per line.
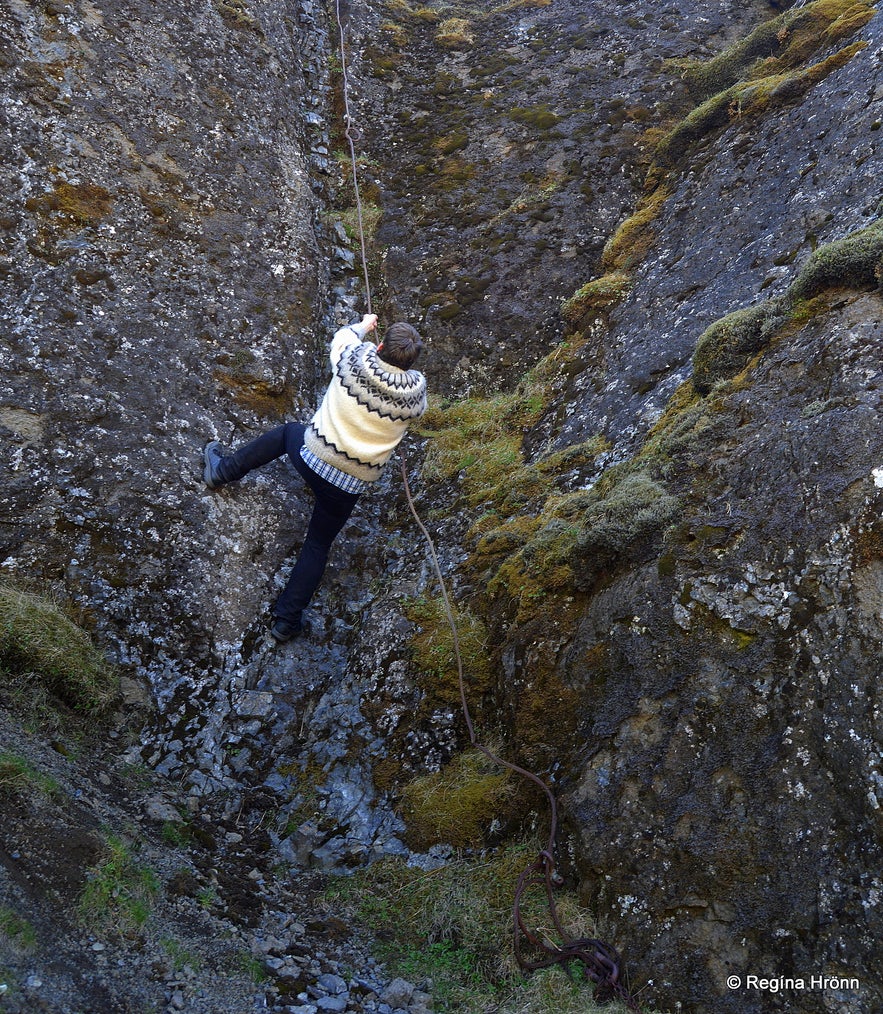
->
[202, 312, 427, 642]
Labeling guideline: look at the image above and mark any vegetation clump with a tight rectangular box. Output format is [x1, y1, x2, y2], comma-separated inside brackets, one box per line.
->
[674, 0, 876, 102]
[406, 595, 493, 701]
[215, 0, 258, 29]
[325, 844, 645, 1013]
[399, 749, 514, 849]
[0, 907, 37, 952]
[78, 833, 160, 934]
[561, 272, 632, 326]
[0, 583, 119, 715]
[25, 181, 113, 227]
[788, 218, 883, 301]
[692, 301, 787, 395]
[418, 378, 549, 509]
[601, 187, 672, 272]
[509, 103, 561, 131]
[0, 751, 59, 798]
[692, 218, 883, 394]
[435, 17, 474, 49]
[572, 471, 680, 588]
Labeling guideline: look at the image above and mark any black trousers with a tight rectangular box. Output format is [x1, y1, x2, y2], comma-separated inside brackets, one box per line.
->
[219, 423, 361, 623]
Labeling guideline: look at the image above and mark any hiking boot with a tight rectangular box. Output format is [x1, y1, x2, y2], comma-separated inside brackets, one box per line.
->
[203, 441, 227, 489]
[270, 616, 303, 643]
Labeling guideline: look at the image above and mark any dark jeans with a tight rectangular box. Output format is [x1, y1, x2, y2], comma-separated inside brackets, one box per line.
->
[219, 423, 361, 623]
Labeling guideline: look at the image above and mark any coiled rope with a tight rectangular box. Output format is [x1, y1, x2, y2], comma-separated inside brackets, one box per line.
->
[331, 3, 641, 1008]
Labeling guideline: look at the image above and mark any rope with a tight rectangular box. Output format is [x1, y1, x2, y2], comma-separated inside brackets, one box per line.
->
[400, 452, 641, 1012]
[330, 5, 642, 1010]
[334, 0, 373, 313]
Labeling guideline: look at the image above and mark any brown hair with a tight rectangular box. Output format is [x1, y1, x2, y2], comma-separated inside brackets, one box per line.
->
[378, 322, 424, 369]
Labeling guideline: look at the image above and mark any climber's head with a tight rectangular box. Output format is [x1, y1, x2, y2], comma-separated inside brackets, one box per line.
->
[377, 322, 424, 370]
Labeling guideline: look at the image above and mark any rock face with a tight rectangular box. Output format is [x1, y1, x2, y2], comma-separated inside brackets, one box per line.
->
[2, 0, 883, 1012]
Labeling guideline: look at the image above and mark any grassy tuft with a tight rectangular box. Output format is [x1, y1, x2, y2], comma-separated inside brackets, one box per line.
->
[601, 187, 672, 271]
[215, 0, 258, 29]
[572, 471, 680, 589]
[562, 272, 632, 326]
[78, 834, 160, 934]
[0, 751, 60, 798]
[0, 583, 119, 715]
[406, 596, 493, 699]
[674, 0, 875, 101]
[399, 749, 514, 849]
[0, 907, 37, 952]
[326, 844, 656, 1013]
[492, 0, 552, 10]
[692, 301, 787, 395]
[789, 219, 883, 302]
[418, 386, 545, 509]
[435, 17, 474, 49]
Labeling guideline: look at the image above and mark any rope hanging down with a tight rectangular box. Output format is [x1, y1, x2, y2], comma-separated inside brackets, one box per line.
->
[331, 6, 641, 1010]
[334, 0, 373, 313]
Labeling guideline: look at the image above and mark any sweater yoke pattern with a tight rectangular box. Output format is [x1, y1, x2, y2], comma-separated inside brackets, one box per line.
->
[336, 343, 426, 421]
[304, 336, 427, 482]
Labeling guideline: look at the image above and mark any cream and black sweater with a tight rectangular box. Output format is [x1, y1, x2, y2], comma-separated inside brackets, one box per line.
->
[304, 320, 427, 482]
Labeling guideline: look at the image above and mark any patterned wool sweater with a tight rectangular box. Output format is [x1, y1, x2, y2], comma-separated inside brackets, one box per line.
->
[304, 321, 427, 482]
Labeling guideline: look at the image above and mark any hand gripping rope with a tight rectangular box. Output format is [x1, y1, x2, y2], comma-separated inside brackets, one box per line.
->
[331, 3, 642, 1008]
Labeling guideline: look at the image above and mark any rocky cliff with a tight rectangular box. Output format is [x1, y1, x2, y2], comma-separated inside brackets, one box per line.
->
[1, 0, 882, 1012]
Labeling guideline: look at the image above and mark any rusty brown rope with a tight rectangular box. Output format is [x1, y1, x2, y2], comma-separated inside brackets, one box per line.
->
[399, 453, 641, 1012]
[332, 4, 641, 1008]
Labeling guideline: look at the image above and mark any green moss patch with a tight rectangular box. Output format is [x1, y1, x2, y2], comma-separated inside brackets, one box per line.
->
[508, 103, 562, 131]
[435, 17, 474, 49]
[0, 583, 119, 715]
[789, 218, 883, 301]
[601, 187, 672, 272]
[572, 471, 680, 590]
[78, 833, 160, 935]
[692, 302, 788, 395]
[215, 0, 259, 30]
[406, 595, 494, 703]
[399, 749, 514, 849]
[0, 907, 37, 952]
[418, 380, 548, 509]
[693, 218, 883, 394]
[0, 751, 60, 799]
[673, 0, 875, 102]
[562, 272, 632, 326]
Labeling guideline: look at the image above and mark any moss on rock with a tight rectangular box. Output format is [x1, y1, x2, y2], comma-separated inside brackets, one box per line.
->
[692, 301, 787, 395]
[571, 470, 680, 591]
[675, 0, 875, 102]
[399, 749, 514, 849]
[435, 17, 474, 50]
[25, 181, 113, 228]
[562, 272, 632, 326]
[693, 219, 883, 394]
[789, 219, 883, 302]
[406, 595, 493, 703]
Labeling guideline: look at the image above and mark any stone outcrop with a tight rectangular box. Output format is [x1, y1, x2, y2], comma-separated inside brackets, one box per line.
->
[2, 0, 882, 1011]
